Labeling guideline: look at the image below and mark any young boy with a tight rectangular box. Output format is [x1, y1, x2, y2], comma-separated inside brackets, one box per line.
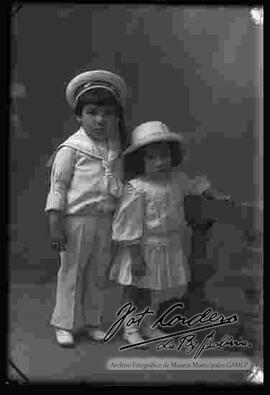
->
[45, 70, 127, 347]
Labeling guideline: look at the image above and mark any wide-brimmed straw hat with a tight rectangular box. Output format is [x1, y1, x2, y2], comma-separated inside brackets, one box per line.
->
[65, 70, 127, 109]
[123, 121, 183, 156]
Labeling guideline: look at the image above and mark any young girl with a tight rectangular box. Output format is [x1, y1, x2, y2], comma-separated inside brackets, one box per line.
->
[45, 70, 127, 347]
[109, 121, 228, 348]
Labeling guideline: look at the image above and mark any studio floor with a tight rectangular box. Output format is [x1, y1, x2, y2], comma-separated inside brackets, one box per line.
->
[7, 277, 260, 385]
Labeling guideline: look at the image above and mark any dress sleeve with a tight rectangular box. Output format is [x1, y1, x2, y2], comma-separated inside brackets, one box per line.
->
[185, 174, 211, 196]
[45, 146, 76, 212]
[112, 181, 144, 244]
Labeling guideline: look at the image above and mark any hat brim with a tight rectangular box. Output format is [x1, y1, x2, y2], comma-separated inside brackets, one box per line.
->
[122, 133, 183, 156]
[66, 70, 127, 109]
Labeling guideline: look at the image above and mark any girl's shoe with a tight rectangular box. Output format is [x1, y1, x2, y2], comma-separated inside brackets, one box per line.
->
[87, 328, 106, 342]
[123, 331, 149, 350]
[55, 329, 75, 347]
[142, 327, 167, 340]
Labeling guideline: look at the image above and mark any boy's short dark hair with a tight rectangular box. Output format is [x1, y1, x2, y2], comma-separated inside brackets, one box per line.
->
[123, 141, 184, 181]
[75, 88, 128, 150]
[74, 88, 120, 117]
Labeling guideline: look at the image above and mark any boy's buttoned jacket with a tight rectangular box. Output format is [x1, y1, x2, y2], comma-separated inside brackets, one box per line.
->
[45, 127, 123, 215]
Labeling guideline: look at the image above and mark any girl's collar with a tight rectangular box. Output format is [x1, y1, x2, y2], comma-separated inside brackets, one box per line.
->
[142, 171, 173, 184]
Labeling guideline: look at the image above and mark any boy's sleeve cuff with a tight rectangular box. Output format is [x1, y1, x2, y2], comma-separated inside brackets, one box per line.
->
[45, 194, 65, 212]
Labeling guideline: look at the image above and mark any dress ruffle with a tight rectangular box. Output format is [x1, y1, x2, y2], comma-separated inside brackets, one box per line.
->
[110, 239, 191, 290]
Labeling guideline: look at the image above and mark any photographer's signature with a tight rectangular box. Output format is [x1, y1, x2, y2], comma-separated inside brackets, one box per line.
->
[104, 303, 253, 358]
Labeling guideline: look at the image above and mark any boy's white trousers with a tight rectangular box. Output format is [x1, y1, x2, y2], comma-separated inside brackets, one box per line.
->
[51, 214, 112, 331]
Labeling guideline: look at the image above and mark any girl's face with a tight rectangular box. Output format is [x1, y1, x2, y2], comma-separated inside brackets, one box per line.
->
[77, 103, 118, 141]
[144, 142, 172, 177]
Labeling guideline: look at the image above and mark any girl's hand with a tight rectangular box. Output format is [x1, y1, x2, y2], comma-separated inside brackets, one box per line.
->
[192, 175, 211, 195]
[203, 188, 230, 201]
[48, 211, 67, 252]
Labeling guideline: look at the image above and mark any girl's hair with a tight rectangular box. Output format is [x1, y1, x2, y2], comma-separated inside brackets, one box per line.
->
[123, 141, 184, 181]
[75, 88, 128, 151]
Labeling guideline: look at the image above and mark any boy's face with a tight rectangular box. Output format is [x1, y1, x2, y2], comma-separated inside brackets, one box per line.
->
[144, 142, 172, 176]
[77, 103, 117, 141]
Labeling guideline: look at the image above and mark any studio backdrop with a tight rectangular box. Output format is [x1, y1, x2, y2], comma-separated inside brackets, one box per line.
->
[9, 5, 263, 282]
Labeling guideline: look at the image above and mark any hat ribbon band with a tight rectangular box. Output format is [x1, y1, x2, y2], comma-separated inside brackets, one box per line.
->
[74, 80, 121, 103]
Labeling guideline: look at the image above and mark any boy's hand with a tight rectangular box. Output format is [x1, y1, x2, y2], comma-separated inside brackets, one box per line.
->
[48, 211, 67, 252]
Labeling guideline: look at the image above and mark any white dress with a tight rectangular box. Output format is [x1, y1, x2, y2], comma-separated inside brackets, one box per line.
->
[109, 171, 210, 303]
